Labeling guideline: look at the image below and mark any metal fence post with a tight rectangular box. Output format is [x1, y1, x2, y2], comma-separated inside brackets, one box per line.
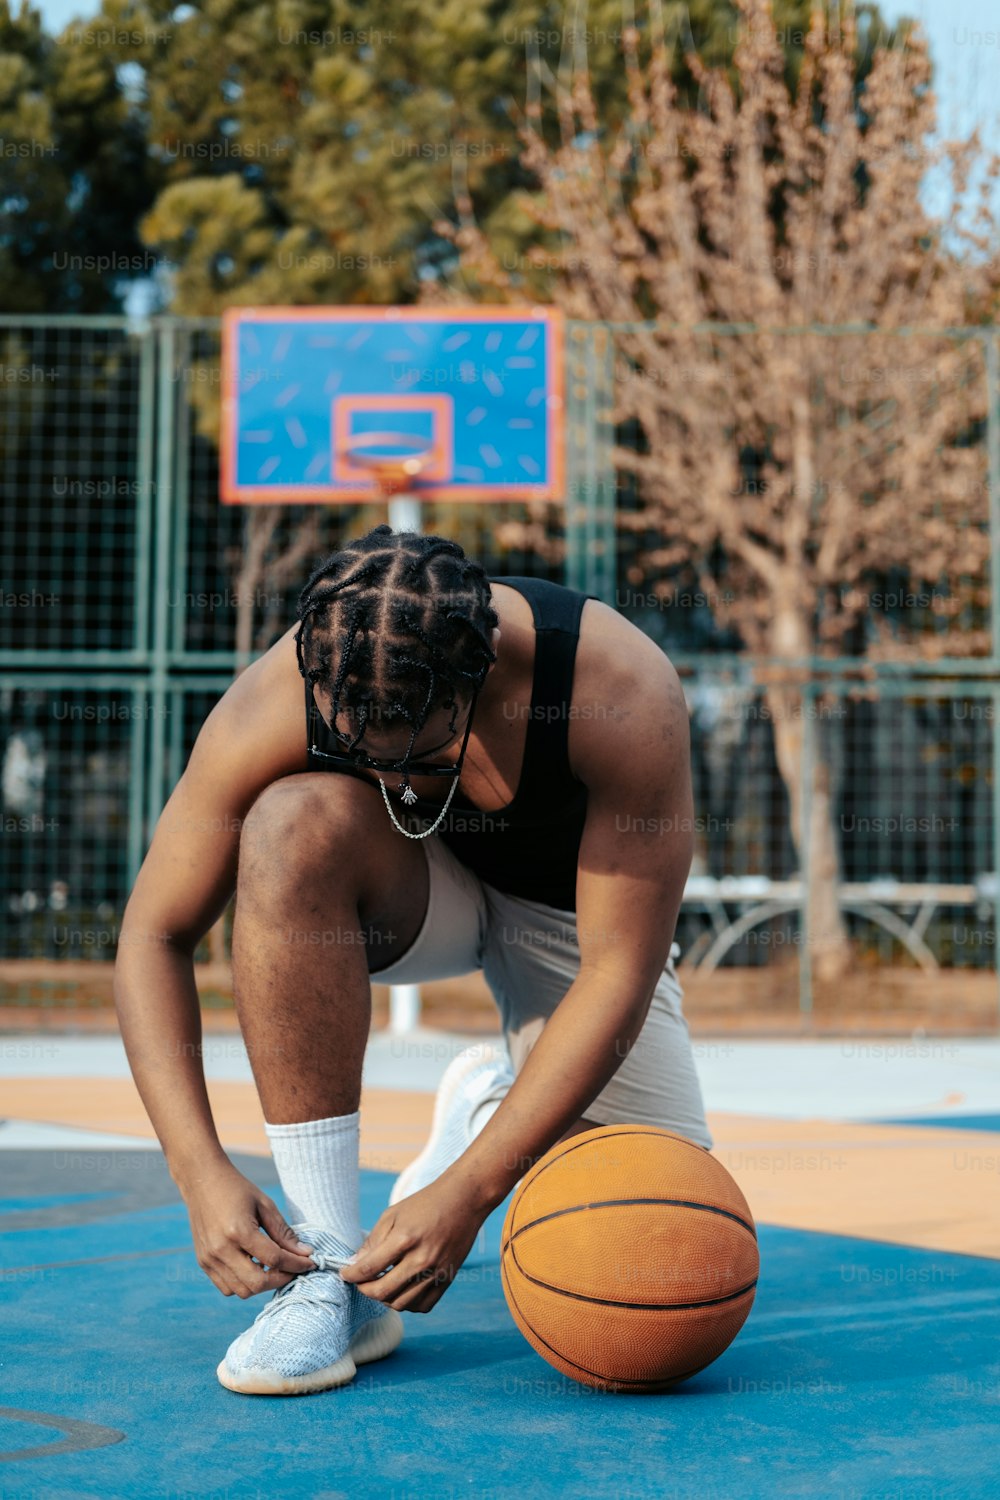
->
[798, 682, 815, 1019]
[134, 323, 156, 660]
[993, 682, 1000, 1023]
[986, 335, 1000, 1016]
[565, 321, 617, 602]
[146, 320, 176, 838]
[170, 327, 192, 660]
[128, 323, 157, 887]
[985, 333, 1000, 669]
[127, 681, 148, 893]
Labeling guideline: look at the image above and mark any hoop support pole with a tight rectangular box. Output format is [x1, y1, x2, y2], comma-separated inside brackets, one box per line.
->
[387, 490, 424, 1033]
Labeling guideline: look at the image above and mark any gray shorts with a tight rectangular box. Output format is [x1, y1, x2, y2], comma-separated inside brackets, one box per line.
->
[369, 834, 712, 1150]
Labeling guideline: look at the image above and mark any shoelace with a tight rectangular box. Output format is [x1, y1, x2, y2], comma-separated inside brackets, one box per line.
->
[248, 1242, 355, 1327]
[249, 1266, 348, 1328]
[305, 1249, 351, 1273]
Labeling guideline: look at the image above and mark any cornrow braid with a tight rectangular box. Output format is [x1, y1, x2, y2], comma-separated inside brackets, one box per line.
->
[295, 525, 499, 755]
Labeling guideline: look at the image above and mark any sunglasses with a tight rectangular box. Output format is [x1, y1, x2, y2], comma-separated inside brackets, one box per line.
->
[308, 688, 479, 778]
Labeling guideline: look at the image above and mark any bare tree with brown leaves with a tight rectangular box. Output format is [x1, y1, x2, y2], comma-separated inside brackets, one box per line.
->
[435, 0, 1000, 982]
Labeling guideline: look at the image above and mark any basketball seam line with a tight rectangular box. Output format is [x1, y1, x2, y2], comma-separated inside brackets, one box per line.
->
[508, 1127, 714, 1222]
[502, 1248, 754, 1389]
[504, 1262, 759, 1313]
[506, 1196, 758, 1243]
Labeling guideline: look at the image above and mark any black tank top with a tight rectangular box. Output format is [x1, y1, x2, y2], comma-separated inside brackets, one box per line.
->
[305, 576, 598, 911]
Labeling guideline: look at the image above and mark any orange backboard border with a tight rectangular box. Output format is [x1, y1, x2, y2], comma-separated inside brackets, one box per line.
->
[220, 305, 565, 505]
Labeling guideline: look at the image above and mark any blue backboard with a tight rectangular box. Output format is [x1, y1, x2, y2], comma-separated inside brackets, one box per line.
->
[221, 306, 565, 503]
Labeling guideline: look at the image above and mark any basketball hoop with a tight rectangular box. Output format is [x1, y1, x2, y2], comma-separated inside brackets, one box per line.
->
[222, 306, 565, 505]
[336, 432, 436, 499]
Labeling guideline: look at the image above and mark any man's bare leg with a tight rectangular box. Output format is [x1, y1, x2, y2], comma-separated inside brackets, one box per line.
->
[230, 770, 433, 1250]
[231, 772, 428, 1125]
[218, 772, 427, 1394]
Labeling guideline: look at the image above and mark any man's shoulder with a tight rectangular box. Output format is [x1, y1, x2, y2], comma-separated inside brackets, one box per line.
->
[568, 599, 687, 785]
[202, 622, 307, 777]
[576, 596, 681, 701]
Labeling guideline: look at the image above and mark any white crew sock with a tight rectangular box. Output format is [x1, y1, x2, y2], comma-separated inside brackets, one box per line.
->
[263, 1110, 362, 1251]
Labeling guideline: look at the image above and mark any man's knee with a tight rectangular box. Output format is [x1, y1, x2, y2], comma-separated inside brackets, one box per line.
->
[238, 774, 376, 905]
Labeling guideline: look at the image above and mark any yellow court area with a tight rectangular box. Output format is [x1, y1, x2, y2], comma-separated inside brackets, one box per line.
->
[4, 1068, 995, 1259]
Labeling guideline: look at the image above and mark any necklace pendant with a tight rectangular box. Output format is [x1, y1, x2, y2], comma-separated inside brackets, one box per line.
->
[400, 783, 419, 807]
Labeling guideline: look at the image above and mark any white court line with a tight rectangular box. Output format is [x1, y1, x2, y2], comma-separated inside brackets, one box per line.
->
[1, 1033, 997, 1119]
[0, 1120, 160, 1150]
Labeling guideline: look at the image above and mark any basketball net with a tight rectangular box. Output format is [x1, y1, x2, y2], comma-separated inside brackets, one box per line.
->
[336, 432, 435, 499]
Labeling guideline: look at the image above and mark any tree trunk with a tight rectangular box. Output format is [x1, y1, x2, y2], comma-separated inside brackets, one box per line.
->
[761, 606, 851, 984]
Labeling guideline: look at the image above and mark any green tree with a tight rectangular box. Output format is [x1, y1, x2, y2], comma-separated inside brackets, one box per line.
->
[0, 0, 158, 311]
[1, 0, 909, 312]
[136, 0, 897, 313]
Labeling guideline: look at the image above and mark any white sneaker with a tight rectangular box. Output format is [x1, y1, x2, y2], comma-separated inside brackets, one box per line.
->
[216, 1224, 403, 1396]
[389, 1040, 515, 1206]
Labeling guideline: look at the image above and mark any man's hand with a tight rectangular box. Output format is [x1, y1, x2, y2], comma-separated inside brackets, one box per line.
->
[179, 1158, 317, 1299]
[339, 1174, 486, 1314]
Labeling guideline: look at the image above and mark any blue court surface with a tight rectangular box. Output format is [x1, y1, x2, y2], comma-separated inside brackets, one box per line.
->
[2, 1035, 999, 1499]
[868, 1114, 1000, 1133]
[1, 1164, 998, 1498]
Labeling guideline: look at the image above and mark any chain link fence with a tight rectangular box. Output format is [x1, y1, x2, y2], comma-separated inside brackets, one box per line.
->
[2, 316, 997, 1026]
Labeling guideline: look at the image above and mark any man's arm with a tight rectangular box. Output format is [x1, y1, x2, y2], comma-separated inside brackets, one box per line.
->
[114, 731, 244, 1184]
[342, 628, 694, 1310]
[114, 626, 318, 1296]
[454, 637, 694, 1207]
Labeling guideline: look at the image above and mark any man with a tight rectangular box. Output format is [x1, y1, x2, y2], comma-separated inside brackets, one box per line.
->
[114, 524, 710, 1396]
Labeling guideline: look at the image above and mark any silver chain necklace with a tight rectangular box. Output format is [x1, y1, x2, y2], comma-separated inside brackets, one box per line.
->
[377, 772, 462, 839]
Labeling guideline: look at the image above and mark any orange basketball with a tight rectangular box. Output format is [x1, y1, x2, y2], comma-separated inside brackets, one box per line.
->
[500, 1124, 759, 1392]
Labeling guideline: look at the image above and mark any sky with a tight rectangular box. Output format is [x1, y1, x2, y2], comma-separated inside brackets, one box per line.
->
[891, 0, 999, 150]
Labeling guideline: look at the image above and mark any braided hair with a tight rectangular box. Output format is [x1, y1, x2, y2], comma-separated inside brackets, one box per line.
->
[295, 525, 499, 760]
